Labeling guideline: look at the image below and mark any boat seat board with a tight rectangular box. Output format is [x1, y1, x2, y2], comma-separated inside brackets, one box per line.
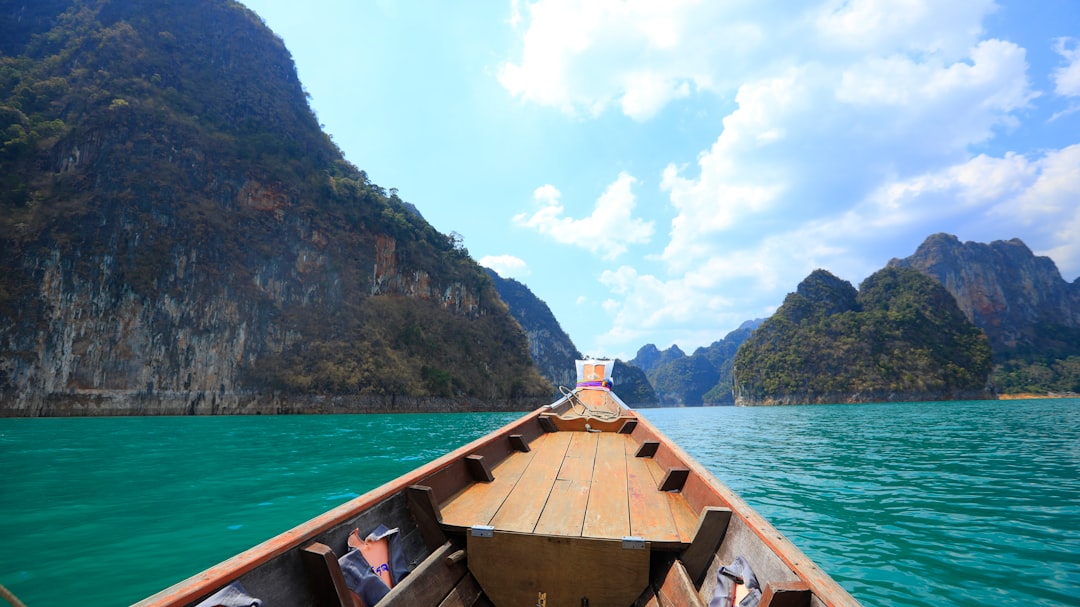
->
[467, 531, 650, 607]
[380, 541, 468, 607]
[441, 430, 695, 548]
[654, 559, 706, 607]
[300, 542, 352, 607]
[760, 581, 812, 607]
[680, 507, 734, 586]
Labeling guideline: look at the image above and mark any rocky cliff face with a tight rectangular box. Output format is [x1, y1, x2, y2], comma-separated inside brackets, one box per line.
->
[0, 0, 550, 415]
[888, 233, 1080, 352]
[485, 269, 582, 391]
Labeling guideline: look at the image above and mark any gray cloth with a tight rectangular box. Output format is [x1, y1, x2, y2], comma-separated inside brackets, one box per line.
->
[338, 524, 411, 606]
[193, 581, 262, 607]
[708, 555, 762, 607]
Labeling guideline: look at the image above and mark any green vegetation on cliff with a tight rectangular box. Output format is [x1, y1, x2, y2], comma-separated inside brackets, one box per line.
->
[733, 268, 993, 404]
[0, 0, 550, 410]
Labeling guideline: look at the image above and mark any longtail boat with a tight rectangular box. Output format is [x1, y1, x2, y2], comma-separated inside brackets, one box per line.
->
[135, 360, 863, 607]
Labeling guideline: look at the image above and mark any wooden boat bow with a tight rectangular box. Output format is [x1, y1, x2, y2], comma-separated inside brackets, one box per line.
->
[134, 360, 862, 607]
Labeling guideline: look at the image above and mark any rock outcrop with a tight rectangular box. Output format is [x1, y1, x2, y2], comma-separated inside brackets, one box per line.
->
[888, 233, 1080, 352]
[888, 233, 1080, 395]
[485, 269, 582, 391]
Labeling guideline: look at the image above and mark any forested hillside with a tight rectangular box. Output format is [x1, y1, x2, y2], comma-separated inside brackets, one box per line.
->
[0, 0, 550, 415]
[733, 268, 993, 404]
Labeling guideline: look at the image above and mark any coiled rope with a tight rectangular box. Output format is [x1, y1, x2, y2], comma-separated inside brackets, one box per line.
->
[558, 385, 622, 422]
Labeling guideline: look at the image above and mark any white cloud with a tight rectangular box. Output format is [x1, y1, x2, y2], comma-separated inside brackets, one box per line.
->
[1053, 37, 1080, 97]
[498, 0, 764, 120]
[503, 0, 1075, 353]
[658, 37, 1034, 273]
[813, 0, 996, 57]
[478, 254, 530, 278]
[500, 1, 1001, 120]
[513, 172, 654, 259]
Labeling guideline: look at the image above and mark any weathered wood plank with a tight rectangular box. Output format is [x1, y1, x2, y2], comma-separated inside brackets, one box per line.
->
[655, 560, 705, 607]
[760, 581, 811, 607]
[680, 507, 733, 586]
[299, 542, 351, 607]
[380, 542, 466, 607]
[557, 431, 598, 482]
[659, 468, 691, 492]
[406, 485, 446, 551]
[547, 415, 634, 433]
[489, 431, 573, 532]
[582, 432, 630, 539]
[533, 479, 590, 536]
[468, 532, 650, 607]
[440, 446, 536, 530]
[508, 434, 530, 453]
[626, 439, 681, 544]
[636, 440, 660, 458]
[436, 573, 484, 607]
[641, 456, 699, 545]
[465, 455, 494, 483]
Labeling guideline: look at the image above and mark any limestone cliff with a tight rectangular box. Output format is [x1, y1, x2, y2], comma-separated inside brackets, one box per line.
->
[0, 0, 550, 415]
[888, 234, 1080, 351]
[485, 269, 581, 391]
[888, 233, 1080, 394]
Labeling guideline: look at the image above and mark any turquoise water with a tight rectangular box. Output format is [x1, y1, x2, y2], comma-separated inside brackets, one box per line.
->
[1, 399, 1078, 606]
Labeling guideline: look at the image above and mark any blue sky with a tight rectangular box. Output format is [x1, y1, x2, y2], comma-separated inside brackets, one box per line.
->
[240, 0, 1080, 360]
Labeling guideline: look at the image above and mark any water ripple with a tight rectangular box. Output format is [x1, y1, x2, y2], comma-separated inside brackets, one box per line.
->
[644, 399, 1080, 607]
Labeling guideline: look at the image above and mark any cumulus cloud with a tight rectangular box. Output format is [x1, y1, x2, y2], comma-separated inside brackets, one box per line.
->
[513, 172, 654, 259]
[500, 0, 1001, 120]
[478, 254, 531, 278]
[503, 0, 1075, 352]
[498, 0, 758, 120]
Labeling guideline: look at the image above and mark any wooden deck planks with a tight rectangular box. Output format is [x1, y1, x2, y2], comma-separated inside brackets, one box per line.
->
[441, 430, 695, 545]
[440, 438, 539, 529]
[625, 438, 681, 543]
[533, 479, 590, 536]
[582, 432, 631, 539]
[489, 431, 573, 532]
[642, 452, 700, 544]
[557, 431, 598, 482]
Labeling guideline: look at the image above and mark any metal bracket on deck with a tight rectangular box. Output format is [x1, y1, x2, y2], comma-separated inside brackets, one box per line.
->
[470, 525, 495, 538]
[621, 536, 646, 550]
